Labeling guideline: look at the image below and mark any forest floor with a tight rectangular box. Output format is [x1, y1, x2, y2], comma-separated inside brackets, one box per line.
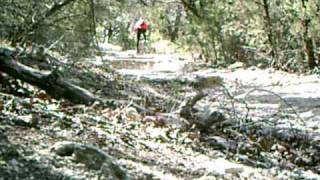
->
[1, 43, 320, 179]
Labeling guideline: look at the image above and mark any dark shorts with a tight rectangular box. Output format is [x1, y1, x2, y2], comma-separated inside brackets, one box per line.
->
[137, 29, 147, 41]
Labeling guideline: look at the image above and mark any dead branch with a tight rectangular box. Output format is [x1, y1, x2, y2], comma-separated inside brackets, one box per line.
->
[0, 47, 97, 105]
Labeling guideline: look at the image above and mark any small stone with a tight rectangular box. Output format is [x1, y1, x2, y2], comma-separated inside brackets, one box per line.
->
[143, 116, 156, 122]
[225, 167, 244, 175]
[51, 141, 75, 156]
[228, 62, 244, 70]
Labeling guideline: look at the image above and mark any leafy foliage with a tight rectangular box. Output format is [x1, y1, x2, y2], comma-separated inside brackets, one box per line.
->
[1, 0, 320, 70]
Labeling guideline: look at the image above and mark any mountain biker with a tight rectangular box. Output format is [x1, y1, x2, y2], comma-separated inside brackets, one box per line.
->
[133, 18, 149, 53]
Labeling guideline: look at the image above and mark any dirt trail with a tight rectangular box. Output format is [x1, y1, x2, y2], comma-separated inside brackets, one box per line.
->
[2, 46, 320, 179]
[102, 48, 320, 135]
[103, 49, 320, 103]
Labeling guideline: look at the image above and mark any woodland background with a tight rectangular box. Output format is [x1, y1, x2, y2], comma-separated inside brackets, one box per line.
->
[1, 0, 320, 180]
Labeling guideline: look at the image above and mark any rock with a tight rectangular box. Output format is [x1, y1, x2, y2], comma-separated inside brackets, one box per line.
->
[38, 62, 51, 70]
[195, 110, 226, 130]
[51, 141, 75, 156]
[143, 115, 166, 127]
[191, 76, 223, 90]
[205, 136, 230, 150]
[125, 107, 140, 121]
[154, 115, 167, 127]
[52, 141, 128, 180]
[209, 158, 245, 176]
[73, 143, 108, 170]
[228, 62, 244, 70]
[143, 116, 156, 122]
[257, 63, 268, 69]
[10, 115, 37, 128]
[225, 167, 244, 175]
[0, 132, 20, 160]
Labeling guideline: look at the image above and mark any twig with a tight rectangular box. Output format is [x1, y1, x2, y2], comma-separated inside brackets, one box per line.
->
[244, 88, 304, 123]
[218, 83, 251, 124]
[244, 88, 308, 140]
[46, 35, 65, 52]
[0, 92, 15, 98]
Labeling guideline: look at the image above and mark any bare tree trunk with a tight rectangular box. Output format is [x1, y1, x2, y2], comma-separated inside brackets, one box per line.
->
[301, 0, 317, 69]
[181, 0, 200, 18]
[262, 0, 278, 65]
[107, 25, 113, 43]
[89, 0, 99, 47]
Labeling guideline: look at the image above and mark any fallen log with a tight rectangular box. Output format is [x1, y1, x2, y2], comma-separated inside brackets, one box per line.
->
[0, 47, 97, 104]
[180, 91, 225, 130]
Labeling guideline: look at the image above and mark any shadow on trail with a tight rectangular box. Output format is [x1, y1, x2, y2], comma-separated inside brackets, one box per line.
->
[244, 93, 320, 114]
[0, 119, 73, 180]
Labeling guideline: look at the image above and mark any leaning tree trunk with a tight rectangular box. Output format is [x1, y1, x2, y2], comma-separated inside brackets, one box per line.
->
[0, 47, 97, 105]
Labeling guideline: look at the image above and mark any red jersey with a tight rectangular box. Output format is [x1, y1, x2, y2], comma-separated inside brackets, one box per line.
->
[134, 20, 149, 31]
[140, 22, 149, 30]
